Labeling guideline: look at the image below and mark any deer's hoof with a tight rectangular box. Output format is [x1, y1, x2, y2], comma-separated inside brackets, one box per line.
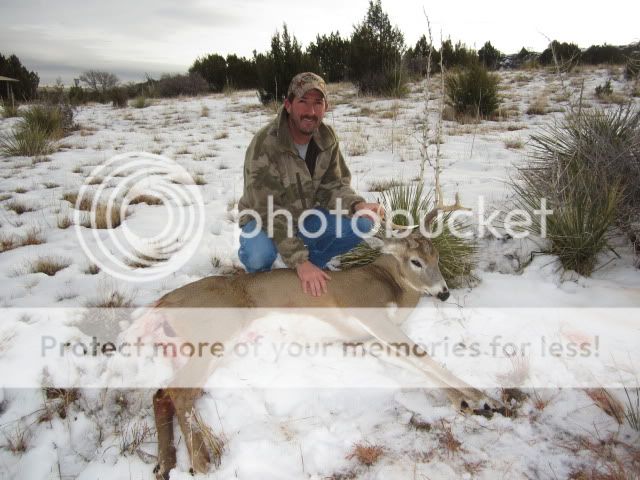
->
[153, 464, 171, 480]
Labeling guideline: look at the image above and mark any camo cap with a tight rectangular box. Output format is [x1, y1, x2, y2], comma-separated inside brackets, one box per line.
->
[287, 72, 328, 100]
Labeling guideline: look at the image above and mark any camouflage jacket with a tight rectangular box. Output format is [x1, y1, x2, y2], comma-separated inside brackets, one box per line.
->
[238, 107, 365, 267]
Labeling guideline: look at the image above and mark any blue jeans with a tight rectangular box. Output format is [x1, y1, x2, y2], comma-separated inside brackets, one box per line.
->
[238, 208, 374, 272]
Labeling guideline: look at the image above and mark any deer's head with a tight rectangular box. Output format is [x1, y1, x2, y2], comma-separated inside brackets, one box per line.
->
[380, 232, 449, 301]
[376, 193, 470, 302]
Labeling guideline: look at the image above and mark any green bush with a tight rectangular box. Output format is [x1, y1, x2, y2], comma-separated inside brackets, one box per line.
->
[514, 160, 622, 276]
[22, 104, 72, 138]
[110, 87, 128, 108]
[68, 85, 86, 105]
[0, 53, 39, 101]
[513, 106, 640, 275]
[225, 54, 258, 90]
[595, 80, 613, 98]
[1, 100, 19, 118]
[440, 39, 477, 69]
[254, 24, 319, 104]
[478, 41, 503, 70]
[307, 32, 350, 83]
[190, 53, 227, 92]
[539, 40, 581, 68]
[348, 0, 406, 96]
[582, 44, 626, 65]
[155, 73, 208, 98]
[338, 183, 477, 287]
[445, 62, 500, 118]
[132, 95, 148, 108]
[0, 125, 55, 157]
[405, 35, 440, 77]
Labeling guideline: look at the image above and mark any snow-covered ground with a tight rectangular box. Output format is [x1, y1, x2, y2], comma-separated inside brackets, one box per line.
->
[0, 67, 639, 479]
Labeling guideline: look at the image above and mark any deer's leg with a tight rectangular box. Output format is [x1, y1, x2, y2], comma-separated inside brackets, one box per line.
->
[357, 315, 494, 410]
[153, 389, 177, 480]
[166, 387, 211, 475]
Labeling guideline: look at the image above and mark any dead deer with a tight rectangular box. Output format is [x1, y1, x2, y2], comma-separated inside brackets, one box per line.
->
[146, 198, 497, 479]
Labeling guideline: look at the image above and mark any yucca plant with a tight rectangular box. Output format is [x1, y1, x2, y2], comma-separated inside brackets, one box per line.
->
[21, 104, 66, 139]
[512, 106, 637, 275]
[338, 183, 477, 287]
[513, 160, 622, 276]
[0, 126, 55, 157]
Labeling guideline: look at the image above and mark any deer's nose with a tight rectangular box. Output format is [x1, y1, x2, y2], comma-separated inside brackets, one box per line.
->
[437, 288, 450, 301]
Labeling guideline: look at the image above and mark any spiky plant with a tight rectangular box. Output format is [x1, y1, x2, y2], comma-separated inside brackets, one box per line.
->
[513, 106, 638, 275]
[337, 183, 477, 287]
[445, 62, 500, 118]
[0, 126, 56, 157]
[21, 104, 67, 139]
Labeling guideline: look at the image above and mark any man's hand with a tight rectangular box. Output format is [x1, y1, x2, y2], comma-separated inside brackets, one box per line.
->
[353, 202, 385, 222]
[295, 260, 331, 297]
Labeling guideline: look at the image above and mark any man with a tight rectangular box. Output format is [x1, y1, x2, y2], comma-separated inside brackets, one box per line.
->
[238, 72, 382, 297]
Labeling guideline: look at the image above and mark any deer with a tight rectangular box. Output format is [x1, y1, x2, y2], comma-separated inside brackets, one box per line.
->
[142, 196, 499, 479]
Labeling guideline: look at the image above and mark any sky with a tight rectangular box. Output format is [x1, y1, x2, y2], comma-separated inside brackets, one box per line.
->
[1, 0, 639, 85]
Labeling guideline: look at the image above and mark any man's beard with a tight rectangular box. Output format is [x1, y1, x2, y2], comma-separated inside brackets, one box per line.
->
[295, 115, 318, 134]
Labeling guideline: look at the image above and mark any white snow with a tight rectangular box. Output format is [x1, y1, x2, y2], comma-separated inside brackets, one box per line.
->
[0, 66, 638, 479]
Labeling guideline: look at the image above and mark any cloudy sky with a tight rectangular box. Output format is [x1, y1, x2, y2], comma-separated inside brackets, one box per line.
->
[1, 0, 639, 85]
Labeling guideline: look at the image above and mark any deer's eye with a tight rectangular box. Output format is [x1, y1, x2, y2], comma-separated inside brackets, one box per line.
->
[410, 259, 422, 268]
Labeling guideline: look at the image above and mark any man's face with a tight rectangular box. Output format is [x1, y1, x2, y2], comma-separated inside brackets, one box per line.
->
[284, 89, 327, 137]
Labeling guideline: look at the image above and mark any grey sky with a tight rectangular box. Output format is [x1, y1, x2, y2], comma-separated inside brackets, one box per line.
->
[1, 0, 638, 85]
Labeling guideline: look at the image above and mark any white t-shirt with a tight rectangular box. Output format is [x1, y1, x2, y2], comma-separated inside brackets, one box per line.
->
[294, 142, 309, 160]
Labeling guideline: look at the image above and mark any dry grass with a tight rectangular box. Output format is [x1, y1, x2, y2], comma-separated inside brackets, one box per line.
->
[92, 203, 125, 229]
[193, 174, 207, 185]
[57, 214, 72, 229]
[84, 264, 100, 275]
[367, 178, 407, 192]
[585, 388, 625, 425]
[1, 424, 29, 454]
[22, 226, 45, 245]
[129, 194, 162, 205]
[0, 234, 17, 253]
[408, 413, 432, 431]
[565, 434, 640, 480]
[0, 228, 44, 253]
[119, 419, 153, 455]
[532, 389, 554, 411]
[86, 287, 134, 308]
[345, 134, 368, 157]
[29, 256, 71, 276]
[504, 137, 525, 149]
[62, 192, 92, 211]
[201, 105, 210, 117]
[43, 388, 80, 420]
[174, 146, 192, 155]
[526, 96, 548, 115]
[5, 200, 35, 215]
[347, 442, 384, 467]
[436, 421, 463, 457]
[496, 353, 531, 387]
[191, 410, 225, 467]
[214, 131, 229, 140]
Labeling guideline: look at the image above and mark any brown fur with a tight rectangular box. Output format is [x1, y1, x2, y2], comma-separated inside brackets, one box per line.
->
[149, 233, 492, 478]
